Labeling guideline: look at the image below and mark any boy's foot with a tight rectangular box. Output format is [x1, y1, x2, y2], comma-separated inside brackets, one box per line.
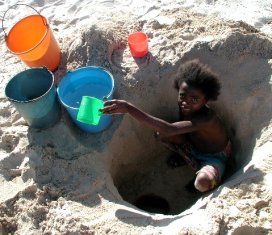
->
[166, 154, 186, 168]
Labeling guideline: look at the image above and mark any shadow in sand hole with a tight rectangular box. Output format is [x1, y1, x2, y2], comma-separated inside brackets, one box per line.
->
[134, 194, 170, 215]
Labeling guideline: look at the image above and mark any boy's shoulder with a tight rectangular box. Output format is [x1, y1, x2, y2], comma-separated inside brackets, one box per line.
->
[193, 106, 217, 123]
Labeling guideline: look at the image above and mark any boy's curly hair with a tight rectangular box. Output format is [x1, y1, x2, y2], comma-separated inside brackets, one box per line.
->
[174, 59, 221, 101]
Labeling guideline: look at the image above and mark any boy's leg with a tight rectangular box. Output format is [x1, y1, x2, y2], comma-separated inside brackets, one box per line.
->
[193, 146, 230, 192]
[167, 154, 186, 168]
[165, 142, 199, 170]
[154, 131, 187, 145]
[154, 132, 189, 168]
[194, 165, 219, 192]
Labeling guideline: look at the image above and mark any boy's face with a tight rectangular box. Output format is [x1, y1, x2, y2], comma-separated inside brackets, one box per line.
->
[178, 82, 207, 115]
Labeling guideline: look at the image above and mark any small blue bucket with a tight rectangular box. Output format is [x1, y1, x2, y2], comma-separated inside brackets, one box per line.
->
[57, 66, 114, 133]
[5, 67, 61, 129]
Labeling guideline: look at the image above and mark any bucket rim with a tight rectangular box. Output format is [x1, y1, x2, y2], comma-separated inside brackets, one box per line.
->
[5, 15, 49, 56]
[128, 31, 148, 44]
[5, 67, 55, 104]
[57, 66, 115, 110]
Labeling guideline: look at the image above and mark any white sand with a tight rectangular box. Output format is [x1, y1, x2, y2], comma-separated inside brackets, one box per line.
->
[0, 1, 272, 234]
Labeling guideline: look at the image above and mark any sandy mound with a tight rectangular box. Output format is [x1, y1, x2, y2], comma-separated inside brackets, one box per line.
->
[0, 8, 271, 234]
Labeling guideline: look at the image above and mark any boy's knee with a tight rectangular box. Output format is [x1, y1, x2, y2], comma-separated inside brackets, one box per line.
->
[194, 172, 216, 192]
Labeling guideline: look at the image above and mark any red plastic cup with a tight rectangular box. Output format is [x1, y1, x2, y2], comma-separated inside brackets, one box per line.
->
[128, 32, 148, 58]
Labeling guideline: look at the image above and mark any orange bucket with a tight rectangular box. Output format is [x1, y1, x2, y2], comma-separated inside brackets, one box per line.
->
[2, 4, 61, 72]
[128, 32, 148, 58]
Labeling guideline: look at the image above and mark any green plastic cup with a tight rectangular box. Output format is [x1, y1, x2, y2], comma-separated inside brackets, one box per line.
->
[77, 96, 104, 125]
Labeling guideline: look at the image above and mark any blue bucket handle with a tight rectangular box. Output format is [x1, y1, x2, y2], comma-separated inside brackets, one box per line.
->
[103, 90, 113, 101]
[100, 67, 114, 101]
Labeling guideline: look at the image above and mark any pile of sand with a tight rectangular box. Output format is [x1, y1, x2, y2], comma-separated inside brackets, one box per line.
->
[0, 8, 271, 234]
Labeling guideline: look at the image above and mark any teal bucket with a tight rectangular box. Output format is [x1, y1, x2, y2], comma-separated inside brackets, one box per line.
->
[5, 67, 61, 129]
[57, 66, 114, 133]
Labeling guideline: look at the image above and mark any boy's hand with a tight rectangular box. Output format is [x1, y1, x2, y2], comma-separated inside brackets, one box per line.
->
[100, 99, 130, 114]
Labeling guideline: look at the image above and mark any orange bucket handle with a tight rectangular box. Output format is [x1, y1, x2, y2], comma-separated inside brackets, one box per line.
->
[1, 3, 47, 38]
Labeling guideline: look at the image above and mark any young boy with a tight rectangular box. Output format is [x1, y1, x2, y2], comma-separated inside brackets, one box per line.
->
[101, 59, 231, 192]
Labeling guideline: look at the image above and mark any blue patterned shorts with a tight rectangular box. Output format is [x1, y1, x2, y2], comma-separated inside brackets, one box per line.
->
[163, 141, 232, 185]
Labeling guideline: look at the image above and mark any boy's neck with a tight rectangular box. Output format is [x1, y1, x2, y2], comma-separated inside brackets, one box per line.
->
[180, 105, 210, 120]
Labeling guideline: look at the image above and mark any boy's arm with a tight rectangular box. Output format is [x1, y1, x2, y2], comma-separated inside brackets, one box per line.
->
[101, 99, 198, 136]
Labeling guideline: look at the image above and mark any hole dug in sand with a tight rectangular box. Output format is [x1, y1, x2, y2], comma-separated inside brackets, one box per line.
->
[134, 194, 170, 214]
[115, 149, 200, 215]
[50, 18, 271, 231]
[109, 32, 272, 216]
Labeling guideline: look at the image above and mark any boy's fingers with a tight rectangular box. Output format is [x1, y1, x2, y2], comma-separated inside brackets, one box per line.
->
[100, 104, 116, 113]
[103, 100, 117, 106]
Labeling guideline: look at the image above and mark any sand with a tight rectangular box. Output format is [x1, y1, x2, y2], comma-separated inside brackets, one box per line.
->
[0, 2, 272, 235]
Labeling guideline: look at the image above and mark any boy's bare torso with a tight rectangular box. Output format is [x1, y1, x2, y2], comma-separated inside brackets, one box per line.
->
[181, 106, 229, 154]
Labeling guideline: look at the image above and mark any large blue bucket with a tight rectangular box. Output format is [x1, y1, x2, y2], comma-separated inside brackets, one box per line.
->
[5, 67, 61, 129]
[57, 66, 114, 133]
